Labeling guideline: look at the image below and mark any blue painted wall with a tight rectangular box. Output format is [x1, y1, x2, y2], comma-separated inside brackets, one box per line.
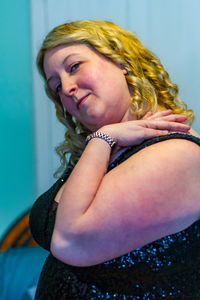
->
[0, 1, 35, 238]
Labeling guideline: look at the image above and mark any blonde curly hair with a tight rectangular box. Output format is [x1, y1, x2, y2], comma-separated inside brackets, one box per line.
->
[37, 19, 194, 177]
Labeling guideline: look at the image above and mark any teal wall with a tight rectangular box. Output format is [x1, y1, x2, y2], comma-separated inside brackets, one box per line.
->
[0, 2, 35, 238]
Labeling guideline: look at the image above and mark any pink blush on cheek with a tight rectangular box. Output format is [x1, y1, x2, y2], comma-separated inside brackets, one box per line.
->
[61, 98, 75, 115]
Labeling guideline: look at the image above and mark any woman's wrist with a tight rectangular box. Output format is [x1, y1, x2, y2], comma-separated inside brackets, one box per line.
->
[86, 131, 116, 148]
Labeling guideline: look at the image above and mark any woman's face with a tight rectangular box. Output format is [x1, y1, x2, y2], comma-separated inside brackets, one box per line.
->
[43, 44, 132, 131]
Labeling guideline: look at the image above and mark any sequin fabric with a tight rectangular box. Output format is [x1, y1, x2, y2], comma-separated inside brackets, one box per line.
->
[29, 133, 200, 299]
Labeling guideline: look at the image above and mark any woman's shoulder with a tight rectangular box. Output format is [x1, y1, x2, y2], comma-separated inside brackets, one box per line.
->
[109, 132, 200, 171]
[106, 132, 200, 228]
[139, 132, 200, 158]
[63, 132, 200, 266]
[133, 132, 200, 172]
[118, 132, 200, 193]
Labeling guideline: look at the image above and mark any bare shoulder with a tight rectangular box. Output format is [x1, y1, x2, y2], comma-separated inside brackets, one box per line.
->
[93, 136, 200, 236]
[58, 136, 200, 266]
[120, 135, 200, 179]
[132, 135, 200, 169]
[115, 137, 200, 215]
[112, 135, 200, 178]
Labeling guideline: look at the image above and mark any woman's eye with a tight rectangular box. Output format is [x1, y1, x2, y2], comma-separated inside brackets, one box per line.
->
[56, 83, 62, 93]
[70, 63, 80, 72]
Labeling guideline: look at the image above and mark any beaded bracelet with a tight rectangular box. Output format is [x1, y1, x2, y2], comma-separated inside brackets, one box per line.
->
[85, 132, 116, 148]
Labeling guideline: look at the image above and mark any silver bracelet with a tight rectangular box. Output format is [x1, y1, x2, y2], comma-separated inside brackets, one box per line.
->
[85, 132, 116, 148]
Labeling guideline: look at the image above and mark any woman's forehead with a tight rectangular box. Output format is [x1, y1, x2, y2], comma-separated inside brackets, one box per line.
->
[45, 44, 94, 57]
[43, 43, 110, 73]
[43, 44, 90, 73]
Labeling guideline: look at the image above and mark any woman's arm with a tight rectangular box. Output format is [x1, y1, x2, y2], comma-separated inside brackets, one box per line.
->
[50, 113, 200, 266]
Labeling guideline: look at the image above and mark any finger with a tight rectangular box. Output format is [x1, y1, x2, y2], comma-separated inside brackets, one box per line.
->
[159, 114, 187, 123]
[167, 123, 190, 132]
[141, 111, 153, 120]
[149, 114, 187, 122]
[148, 120, 190, 132]
[149, 110, 172, 119]
[141, 123, 190, 142]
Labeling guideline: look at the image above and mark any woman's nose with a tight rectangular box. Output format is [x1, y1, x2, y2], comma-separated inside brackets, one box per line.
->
[62, 80, 78, 96]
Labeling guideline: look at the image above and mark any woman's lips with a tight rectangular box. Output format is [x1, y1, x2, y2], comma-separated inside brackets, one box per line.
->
[77, 94, 90, 109]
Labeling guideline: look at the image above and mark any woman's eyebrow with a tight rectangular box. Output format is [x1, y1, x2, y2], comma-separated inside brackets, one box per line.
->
[46, 53, 80, 83]
[63, 53, 80, 65]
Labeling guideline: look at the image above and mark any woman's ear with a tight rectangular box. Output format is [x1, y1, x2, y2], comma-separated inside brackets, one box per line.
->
[119, 64, 128, 74]
[122, 68, 128, 75]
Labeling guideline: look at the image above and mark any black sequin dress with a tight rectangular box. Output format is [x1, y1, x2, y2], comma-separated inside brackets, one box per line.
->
[29, 133, 200, 300]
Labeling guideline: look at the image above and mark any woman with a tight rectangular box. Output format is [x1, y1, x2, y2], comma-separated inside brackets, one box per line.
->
[30, 20, 200, 299]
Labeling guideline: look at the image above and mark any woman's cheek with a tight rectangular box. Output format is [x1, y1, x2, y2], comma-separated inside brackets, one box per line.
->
[61, 98, 74, 115]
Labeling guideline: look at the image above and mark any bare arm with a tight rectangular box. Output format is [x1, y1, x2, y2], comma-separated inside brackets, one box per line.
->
[50, 112, 200, 266]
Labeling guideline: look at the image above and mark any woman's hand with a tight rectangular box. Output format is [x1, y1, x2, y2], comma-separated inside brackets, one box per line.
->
[141, 109, 186, 121]
[99, 110, 190, 147]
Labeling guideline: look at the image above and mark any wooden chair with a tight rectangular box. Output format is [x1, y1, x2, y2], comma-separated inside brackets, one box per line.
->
[0, 209, 37, 251]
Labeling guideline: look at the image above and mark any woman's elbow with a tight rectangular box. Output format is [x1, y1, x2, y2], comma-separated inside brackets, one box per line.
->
[50, 231, 92, 267]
